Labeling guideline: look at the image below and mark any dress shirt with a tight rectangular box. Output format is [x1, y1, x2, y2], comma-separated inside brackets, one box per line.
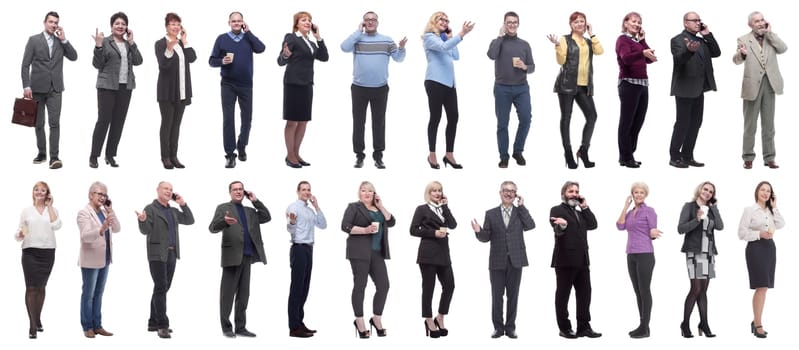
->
[287, 199, 327, 244]
[738, 204, 785, 241]
[616, 203, 657, 254]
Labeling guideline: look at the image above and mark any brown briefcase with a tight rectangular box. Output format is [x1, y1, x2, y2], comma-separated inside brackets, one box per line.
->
[12, 98, 37, 127]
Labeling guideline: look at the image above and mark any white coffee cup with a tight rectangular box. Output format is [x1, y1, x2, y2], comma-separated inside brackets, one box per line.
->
[226, 52, 235, 62]
[699, 205, 709, 220]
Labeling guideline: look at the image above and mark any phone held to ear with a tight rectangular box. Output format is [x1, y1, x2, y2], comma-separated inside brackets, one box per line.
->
[104, 198, 112, 207]
[311, 24, 318, 33]
[699, 23, 706, 31]
[244, 190, 251, 198]
[444, 28, 452, 34]
[171, 193, 178, 201]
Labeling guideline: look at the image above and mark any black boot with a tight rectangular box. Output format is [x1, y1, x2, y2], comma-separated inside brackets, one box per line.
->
[577, 145, 595, 168]
[564, 145, 578, 169]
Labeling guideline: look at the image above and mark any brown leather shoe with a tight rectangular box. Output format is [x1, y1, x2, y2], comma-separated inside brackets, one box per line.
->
[84, 329, 96, 338]
[765, 161, 779, 169]
[94, 328, 114, 336]
[289, 328, 313, 338]
[743, 160, 753, 169]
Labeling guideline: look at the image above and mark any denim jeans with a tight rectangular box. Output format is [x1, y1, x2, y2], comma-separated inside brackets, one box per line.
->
[494, 83, 532, 159]
[81, 266, 109, 331]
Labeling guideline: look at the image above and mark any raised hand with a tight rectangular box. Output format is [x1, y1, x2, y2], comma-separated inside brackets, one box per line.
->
[93, 28, 104, 47]
[136, 210, 147, 222]
[546, 34, 559, 45]
[470, 218, 482, 232]
[398, 36, 408, 49]
[282, 41, 293, 58]
[459, 21, 476, 37]
[224, 211, 238, 225]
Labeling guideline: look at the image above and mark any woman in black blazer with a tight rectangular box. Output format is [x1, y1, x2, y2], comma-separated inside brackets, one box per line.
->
[155, 12, 196, 169]
[341, 181, 395, 338]
[277, 11, 329, 168]
[90, 12, 143, 168]
[677, 181, 723, 338]
[410, 181, 457, 338]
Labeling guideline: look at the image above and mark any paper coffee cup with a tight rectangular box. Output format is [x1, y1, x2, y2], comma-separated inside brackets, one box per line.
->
[512, 57, 521, 66]
[440, 227, 448, 233]
[699, 205, 709, 220]
[371, 221, 379, 231]
[21, 223, 29, 237]
[226, 52, 235, 62]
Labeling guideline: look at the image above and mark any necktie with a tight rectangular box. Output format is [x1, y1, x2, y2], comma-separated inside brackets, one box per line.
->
[573, 207, 581, 224]
[503, 208, 511, 227]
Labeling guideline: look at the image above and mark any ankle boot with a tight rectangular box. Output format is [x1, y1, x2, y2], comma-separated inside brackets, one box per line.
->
[577, 145, 595, 168]
[564, 145, 578, 169]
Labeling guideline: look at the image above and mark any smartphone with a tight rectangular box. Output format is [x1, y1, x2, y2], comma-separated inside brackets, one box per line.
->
[444, 28, 452, 34]
[579, 196, 586, 205]
[708, 197, 717, 205]
[242, 24, 247, 30]
[104, 198, 112, 207]
[243, 190, 251, 198]
[311, 24, 318, 33]
[171, 193, 178, 201]
[55, 29, 61, 36]
[765, 22, 770, 29]
[699, 23, 706, 31]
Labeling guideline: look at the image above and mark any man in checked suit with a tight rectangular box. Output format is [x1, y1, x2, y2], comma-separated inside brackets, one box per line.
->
[471, 181, 535, 339]
[733, 11, 787, 169]
[549, 181, 600, 339]
[20, 11, 78, 169]
[209, 181, 271, 338]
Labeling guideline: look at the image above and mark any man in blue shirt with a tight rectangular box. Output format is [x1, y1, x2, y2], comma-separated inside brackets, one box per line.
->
[209, 12, 266, 168]
[286, 181, 327, 337]
[341, 11, 407, 169]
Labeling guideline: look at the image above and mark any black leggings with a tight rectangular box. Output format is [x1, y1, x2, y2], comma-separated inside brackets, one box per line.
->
[424, 80, 459, 152]
[627, 253, 655, 326]
[558, 87, 597, 148]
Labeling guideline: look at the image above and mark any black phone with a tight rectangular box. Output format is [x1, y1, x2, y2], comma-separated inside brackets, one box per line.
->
[171, 193, 178, 201]
[765, 22, 770, 29]
[242, 24, 247, 30]
[104, 198, 112, 207]
[700, 23, 706, 31]
[444, 28, 452, 34]
[243, 190, 251, 198]
[311, 24, 318, 33]
[708, 197, 717, 205]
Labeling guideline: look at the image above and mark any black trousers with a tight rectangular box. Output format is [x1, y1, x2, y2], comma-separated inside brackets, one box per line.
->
[158, 101, 187, 159]
[220, 255, 252, 332]
[91, 86, 132, 159]
[617, 81, 648, 161]
[148, 249, 176, 329]
[288, 244, 313, 330]
[349, 250, 389, 317]
[352, 84, 389, 160]
[555, 265, 592, 332]
[489, 256, 522, 332]
[627, 253, 655, 326]
[419, 263, 454, 318]
[424, 80, 459, 152]
[221, 82, 253, 157]
[558, 87, 597, 148]
[669, 95, 704, 161]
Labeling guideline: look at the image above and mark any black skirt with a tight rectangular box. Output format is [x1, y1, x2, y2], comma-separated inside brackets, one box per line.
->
[21, 248, 55, 287]
[745, 239, 776, 289]
[283, 83, 313, 121]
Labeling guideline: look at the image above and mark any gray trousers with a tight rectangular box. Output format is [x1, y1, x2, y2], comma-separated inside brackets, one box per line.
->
[33, 89, 62, 158]
[742, 76, 776, 162]
[349, 250, 389, 317]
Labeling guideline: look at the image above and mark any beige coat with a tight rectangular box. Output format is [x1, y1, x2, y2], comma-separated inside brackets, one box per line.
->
[733, 31, 787, 100]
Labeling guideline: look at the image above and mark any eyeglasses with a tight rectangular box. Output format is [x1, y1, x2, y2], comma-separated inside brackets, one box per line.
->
[685, 18, 702, 23]
[505, 21, 519, 26]
[93, 192, 107, 198]
[438, 18, 450, 23]
[502, 189, 517, 194]
[363, 18, 378, 23]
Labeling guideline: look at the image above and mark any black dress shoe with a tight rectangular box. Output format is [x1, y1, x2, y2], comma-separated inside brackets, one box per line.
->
[511, 153, 526, 166]
[105, 157, 119, 167]
[235, 329, 257, 337]
[491, 329, 504, 338]
[33, 154, 47, 164]
[289, 328, 313, 338]
[354, 158, 364, 168]
[157, 328, 172, 339]
[374, 159, 386, 169]
[620, 159, 640, 168]
[148, 326, 173, 332]
[559, 329, 578, 339]
[90, 157, 99, 168]
[285, 157, 302, 168]
[222, 330, 236, 338]
[298, 159, 311, 166]
[49, 158, 62, 169]
[171, 157, 185, 168]
[669, 159, 688, 168]
[685, 159, 705, 167]
[498, 159, 509, 168]
[576, 328, 602, 338]
[225, 156, 236, 169]
[301, 324, 317, 333]
[238, 151, 247, 162]
[505, 330, 518, 339]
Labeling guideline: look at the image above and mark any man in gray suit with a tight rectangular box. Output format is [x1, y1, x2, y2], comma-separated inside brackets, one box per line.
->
[471, 181, 535, 339]
[733, 12, 787, 169]
[20, 11, 78, 169]
[209, 181, 271, 338]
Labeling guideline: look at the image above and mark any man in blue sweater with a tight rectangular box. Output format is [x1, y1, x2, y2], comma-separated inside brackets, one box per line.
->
[341, 11, 407, 169]
[209, 12, 266, 168]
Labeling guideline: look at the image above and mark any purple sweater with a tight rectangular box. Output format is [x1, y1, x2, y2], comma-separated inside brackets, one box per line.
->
[615, 34, 652, 79]
[616, 203, 657, 254]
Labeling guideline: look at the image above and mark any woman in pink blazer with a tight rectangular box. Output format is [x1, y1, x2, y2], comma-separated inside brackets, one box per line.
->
[76, 181, 121, 338]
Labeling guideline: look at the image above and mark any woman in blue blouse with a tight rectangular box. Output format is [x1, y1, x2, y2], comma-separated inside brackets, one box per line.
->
[422, 11, 474, 169]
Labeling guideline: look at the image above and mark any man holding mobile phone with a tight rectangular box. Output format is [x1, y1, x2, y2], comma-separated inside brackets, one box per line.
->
[733, 11, 787, 169]
[136, 181, 195, 338]
[21, 11, 78, 169]
[341, 11, 407, 169]
[209, 12, 266, 168]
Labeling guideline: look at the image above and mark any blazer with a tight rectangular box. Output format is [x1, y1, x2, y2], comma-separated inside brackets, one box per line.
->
[549, 203, 598, 268]
[209, 200, 271, 267]
[21, 32, 78, 92]
[93, 37, 143, 90]
[678, 201, 723, 255]
[277, 33, 329, 86]
[77, 204, 121, 269]
[410, 204, 458, 266]
[138, 200, 195, 262]
[670, 30, 721, 98]
[341, 201, 395, 260]
[155, 37, 196, 103]
[732, 31, 787, 100]
[475, 204, 535, 270]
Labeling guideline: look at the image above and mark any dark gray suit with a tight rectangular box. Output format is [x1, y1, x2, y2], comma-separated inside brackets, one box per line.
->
[20, 32, 78, 159]
[209, 200, 270, 332]
[475, 204, 535, 333]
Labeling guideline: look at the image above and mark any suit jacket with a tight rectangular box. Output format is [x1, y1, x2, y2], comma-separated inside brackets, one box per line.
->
[138, 200, 195, 262]
[155, 38, 196, 103]
[93, 37, 144, 90]
[341, 202, 396, 260]
[21, 32, 78, 92]
[678, 201, 723, 255]
[670, 30, 721, 98]
[549, 203, 598, 268]
[733, 31, 787, 100]
[209, 200, 271, 267]
[277, 33, 329, 86]
[77, 204, 121, 268]
[475, 204, 535, 270]
[410, 204, 458, 266]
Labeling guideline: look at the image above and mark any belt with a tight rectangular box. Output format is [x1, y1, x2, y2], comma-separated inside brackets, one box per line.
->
[292, 242, 312, 246]
[167, 246, 176, 251]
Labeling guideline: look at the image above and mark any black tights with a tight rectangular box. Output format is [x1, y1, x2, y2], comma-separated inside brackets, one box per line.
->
[683, 278, 709, 324]
[25, 287, 45, 334]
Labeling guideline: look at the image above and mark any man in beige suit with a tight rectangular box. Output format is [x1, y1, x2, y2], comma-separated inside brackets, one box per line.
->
[733, 11, 787, 169]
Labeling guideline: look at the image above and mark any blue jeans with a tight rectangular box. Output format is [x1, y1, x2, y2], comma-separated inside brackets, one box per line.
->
[494, 83, 532, 159]
[81, 266, 109, 331]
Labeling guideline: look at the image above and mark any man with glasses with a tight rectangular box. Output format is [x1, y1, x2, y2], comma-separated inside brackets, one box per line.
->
[471, 181, 535, 338]
[668, 12, 720, 168]
[341, 11, 407, 169]
[487, 11, 534, 168]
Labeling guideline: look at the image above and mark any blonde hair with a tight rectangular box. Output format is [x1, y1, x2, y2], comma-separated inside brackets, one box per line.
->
[422, 11, 447, 38]
[630, 182, 649, 196]
[424, 181, 443, 203]
[692, 181, 716, 201]
[32, 181, 51, 205]
[359, 181, 376, 206]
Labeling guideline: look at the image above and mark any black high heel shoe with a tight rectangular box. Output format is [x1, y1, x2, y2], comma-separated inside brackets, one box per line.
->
[285, 157, 302, 169]
[89, 157, 99, 169]
[576, 145, 595, 168]
[105, 157, 119, 167]
[751, 322, 767, 338]
[697, 322, 716, 337]
[353, 320, 370, 339]
[369, 318, 386, 337]
[442, 156, 463, 169]
[29, 328, 37, 339]
[680, 321, 693, 338]
[424, 320, 440, 338]
[434, 318, 448, 337]
[564, 146, 578, 169]
[427, 157, 440, 169]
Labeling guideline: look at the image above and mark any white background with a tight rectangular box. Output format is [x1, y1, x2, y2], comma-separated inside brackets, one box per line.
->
[1, 0, 796, 349]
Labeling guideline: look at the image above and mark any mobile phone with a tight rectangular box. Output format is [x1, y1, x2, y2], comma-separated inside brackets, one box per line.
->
[699, 23, 706, 31]
[171, 193, 178, 201]
[708, 197, 716, 205]
[104, 198, 112, 207]
[765, 22, 770, 29]
[311, 24, 317, 33]
[55, 29, 61, 36]
[444, 28, 452, 34]
[243, 190, 251, 198]
[242, 24, 247, 30]
[579, 196, 586, 204]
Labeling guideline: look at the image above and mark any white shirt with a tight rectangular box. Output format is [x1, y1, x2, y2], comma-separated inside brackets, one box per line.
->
[163, 36, 188, 100]
[737, 204, 785, 241]
[17, 206, 62, 249]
